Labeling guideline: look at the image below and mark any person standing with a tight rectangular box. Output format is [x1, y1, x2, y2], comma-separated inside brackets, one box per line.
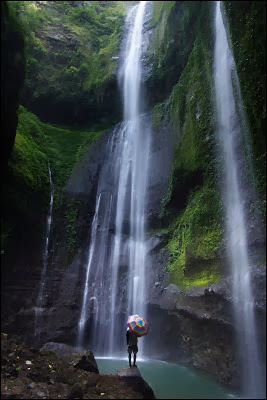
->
[126, 327, 138, 368]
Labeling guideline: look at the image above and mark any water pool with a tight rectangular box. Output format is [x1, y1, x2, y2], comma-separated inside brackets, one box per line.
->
[96, 357, 239, 399]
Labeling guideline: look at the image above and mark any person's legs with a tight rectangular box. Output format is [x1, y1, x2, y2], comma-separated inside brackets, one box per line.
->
[128, 348, 132, 367]
[133, 353, 136, 367]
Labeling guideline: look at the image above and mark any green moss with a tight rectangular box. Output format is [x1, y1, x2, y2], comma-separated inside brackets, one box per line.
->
[169, 261, 222, 290]
[160, 34, 216, 219]
[147, 227, 169, 236]
[39, 121, 101, 188]
[9, 132, 48, 190]
[7, 106, 49, 196]
[166, 184, 223, 289]
[153, 102, 164, 132]
[223, 1, 266, 223]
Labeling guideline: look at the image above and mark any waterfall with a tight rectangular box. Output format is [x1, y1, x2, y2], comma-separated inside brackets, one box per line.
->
[214, 2, 265, 398]
[77, 1, 150, 357]
[34, 162, 54, 338]
[110, 0, 149, 357]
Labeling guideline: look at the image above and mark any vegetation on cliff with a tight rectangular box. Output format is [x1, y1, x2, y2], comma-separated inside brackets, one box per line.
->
[1, 105, 102, 259]
[144, 1, 212, 108]
[7, 1, 130, 126]
[147, 1, 266, 289]
[2, 0, 130, 259]
[147, 1, 225, 288]
[224, 1, 266, 222]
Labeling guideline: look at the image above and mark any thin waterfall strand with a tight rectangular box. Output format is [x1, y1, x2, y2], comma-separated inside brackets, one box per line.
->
[214, 2, 264, 398]
[77, 193, 103, 346]
[34, 162, 54, 338]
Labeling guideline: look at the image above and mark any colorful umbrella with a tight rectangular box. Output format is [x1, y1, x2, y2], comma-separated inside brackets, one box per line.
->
[127, 314, 149, 337]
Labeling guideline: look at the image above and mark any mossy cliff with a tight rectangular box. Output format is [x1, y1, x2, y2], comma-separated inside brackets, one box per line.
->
[144, 2, 213, 108]
[1, 104, 102, 262]
[145, 1, 225, 289]
[2, 0, 132, 275]
[144, 1, 266, 291]
[7, 1, 131, 126]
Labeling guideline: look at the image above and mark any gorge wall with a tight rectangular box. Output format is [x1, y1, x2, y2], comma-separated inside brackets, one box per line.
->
[1, 0, 266, 391]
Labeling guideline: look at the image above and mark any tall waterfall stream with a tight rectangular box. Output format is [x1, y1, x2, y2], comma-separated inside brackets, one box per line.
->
[77, 1, 150, 358]
[214, 2, 265, 398]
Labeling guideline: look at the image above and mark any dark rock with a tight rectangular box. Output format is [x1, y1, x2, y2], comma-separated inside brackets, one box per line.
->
[161, 284, 181, 310]
[1, 1, 25, 174]
[251, 264, 266, 311]
[75, 355, 99, 374]
[117, 368, 156, 399]
[68, 383, 84, 399]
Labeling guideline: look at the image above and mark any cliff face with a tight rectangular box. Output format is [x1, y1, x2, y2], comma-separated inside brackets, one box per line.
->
[1, 0, 266, 391]
[1, 1, 25, 173]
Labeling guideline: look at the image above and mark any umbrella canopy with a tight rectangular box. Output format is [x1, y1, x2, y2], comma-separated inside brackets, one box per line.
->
[127, 314, 149, 337]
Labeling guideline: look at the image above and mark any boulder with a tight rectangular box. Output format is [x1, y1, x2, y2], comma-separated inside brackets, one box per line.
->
[117, 368, 156, 399]
[40, 342, 99, 374]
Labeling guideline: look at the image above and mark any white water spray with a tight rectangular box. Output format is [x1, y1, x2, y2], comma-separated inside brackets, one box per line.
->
[34, 162, 54, 338]
[77, 1, 150, 357]
[214, 2, 265, 398]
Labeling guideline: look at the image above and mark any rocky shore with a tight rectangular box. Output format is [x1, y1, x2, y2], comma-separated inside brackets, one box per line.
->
[1, 334, 155, 399]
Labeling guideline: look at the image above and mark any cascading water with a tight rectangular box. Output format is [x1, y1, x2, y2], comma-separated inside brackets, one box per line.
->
[77, 1, 150, 358]
[34, 162, 54, 338]
[214, 2, 265, 398]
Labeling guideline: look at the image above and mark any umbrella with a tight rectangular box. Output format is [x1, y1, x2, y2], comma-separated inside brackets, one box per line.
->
[127, 314, 149, 337]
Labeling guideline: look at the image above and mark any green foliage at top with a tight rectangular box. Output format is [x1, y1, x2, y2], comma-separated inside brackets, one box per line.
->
[224, 1, 266, 223]
[7, 1, 128, 125]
